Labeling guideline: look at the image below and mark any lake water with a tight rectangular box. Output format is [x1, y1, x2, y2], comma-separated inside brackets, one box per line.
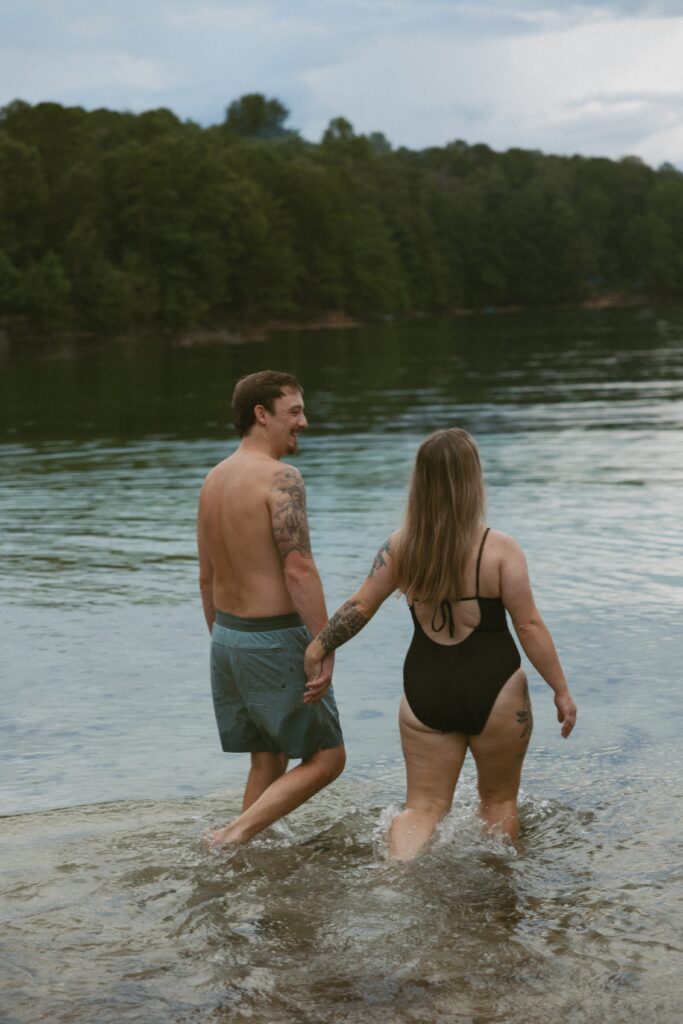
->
[1, 309, 682, 1023]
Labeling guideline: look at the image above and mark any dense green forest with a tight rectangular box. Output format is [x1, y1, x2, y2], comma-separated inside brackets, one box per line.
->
[1, 93, 683, 335]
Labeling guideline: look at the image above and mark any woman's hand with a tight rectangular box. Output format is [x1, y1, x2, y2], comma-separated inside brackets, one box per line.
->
[554, 690, 577, 738]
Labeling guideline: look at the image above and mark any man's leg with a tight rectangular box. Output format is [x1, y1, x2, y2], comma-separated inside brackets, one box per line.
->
[205, 744, 345, 848]
[242, 751, 288, 811]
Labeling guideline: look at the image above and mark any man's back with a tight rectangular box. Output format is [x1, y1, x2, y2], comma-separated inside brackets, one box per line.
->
[197, 450, 295, 617]
[198, 369, 345, 850]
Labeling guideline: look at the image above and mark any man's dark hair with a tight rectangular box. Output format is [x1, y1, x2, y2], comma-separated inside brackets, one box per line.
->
[231, 370, 303, 437]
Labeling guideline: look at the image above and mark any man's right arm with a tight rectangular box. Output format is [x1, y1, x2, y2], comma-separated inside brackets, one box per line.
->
[196, 480, 215, 633]
[197, 521, 215, 633]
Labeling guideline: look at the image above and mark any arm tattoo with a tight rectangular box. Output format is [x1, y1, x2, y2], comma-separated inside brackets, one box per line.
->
[368, 537, 392, 579]
[318, 600, 368, 655]
[271, 468, 312, 560]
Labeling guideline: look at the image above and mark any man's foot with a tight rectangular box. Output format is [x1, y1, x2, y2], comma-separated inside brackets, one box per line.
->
[202, 824, 241, 850]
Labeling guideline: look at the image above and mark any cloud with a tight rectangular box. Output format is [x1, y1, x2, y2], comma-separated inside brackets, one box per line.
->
[547, 92, 683, 161]
[496, 14, 683, 162]
[0, 1, 682, 165]
[298, 12, 683, 164]
[1, 49, 171, 99]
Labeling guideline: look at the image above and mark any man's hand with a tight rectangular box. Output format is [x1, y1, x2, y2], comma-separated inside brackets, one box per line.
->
[303, 644, 333, 704]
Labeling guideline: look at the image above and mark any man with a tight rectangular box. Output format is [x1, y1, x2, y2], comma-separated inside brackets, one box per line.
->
[197, 370, 345, 848]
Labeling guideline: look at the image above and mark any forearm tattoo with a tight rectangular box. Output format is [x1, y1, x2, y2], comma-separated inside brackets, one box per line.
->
[271, 468, 312, 560]
[318, 600, 368, 655]
[368, 536, 391, 578]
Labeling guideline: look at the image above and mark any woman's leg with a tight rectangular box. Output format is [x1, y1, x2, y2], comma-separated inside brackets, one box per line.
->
[388, 697, 468, 861]
[468, 669, 532, 841]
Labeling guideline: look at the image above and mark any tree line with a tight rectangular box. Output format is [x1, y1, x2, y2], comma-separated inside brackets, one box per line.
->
[1, 93, 683, 335]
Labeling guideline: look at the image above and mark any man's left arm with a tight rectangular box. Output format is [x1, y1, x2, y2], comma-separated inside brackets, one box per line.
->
[268, 465, 335, 700]
[269, 465, 330, 636]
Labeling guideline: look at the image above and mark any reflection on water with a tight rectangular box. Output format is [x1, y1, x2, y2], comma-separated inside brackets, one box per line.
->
[1, 308, 683, 1022]
[2, 308, 683, 443]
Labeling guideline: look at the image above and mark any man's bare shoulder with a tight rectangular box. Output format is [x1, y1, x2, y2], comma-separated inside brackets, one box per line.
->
[269, 461, 305, 492]
[202, 451, 282, 486]
[236, 457, 305, 503]
[200, 454, 232, 487]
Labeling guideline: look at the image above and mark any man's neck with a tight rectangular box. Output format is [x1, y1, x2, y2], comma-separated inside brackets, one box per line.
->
[238, 433, 281, 460]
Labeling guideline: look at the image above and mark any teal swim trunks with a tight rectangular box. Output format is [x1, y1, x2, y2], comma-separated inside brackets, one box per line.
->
[210, 610, 344, 760]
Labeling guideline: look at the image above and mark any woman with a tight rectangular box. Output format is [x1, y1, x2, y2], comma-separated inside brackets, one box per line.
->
[303, 428, 576, 861]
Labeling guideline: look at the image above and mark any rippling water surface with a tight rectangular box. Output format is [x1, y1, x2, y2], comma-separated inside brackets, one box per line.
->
[1, 309, 682, 1022]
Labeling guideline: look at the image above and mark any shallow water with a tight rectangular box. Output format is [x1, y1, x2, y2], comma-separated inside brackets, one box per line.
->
[1, 309, 683, 1021]
[3, 765, 682, 1023]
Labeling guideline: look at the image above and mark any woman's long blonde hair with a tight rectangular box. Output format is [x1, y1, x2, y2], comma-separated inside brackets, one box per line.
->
[393, 428, 486, 604]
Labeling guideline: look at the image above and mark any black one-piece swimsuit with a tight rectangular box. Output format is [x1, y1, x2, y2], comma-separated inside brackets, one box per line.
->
[403, 528, 521, 735]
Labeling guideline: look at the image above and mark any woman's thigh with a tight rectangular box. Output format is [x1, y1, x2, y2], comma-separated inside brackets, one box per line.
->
[468, 668, 532, 800]
[399, 696, 468, 813]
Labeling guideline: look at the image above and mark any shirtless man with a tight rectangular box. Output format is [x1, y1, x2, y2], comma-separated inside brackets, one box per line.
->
[198, 370, 345, 848]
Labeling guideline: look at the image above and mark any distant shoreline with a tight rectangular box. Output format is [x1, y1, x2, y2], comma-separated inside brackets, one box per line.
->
[0, 294, 660, 352]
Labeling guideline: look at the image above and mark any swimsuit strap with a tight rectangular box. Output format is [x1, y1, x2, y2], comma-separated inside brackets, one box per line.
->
[410, 602, 454, 640]
[413, 528, 490, 637]
[431, 599, 455, 638]
[475, 527, 491, 597]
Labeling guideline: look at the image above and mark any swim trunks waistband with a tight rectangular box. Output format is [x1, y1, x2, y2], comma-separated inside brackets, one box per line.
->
[215, 610, 304, 632]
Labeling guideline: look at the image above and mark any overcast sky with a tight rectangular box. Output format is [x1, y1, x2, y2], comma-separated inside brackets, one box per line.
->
[2, 0, 683, 167]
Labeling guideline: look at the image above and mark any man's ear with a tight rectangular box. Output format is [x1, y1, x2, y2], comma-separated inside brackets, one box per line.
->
[253, 403, 268, 426]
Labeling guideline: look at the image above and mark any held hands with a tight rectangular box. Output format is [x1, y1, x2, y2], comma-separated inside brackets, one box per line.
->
[554, 690, 577, 738]
[303, 639, 333, 704]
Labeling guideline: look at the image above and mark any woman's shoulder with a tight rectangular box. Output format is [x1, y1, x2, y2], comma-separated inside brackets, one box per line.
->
[379, 528, 402, 557]
[367, 530, 400, 576]
[484, 528, 526, 560]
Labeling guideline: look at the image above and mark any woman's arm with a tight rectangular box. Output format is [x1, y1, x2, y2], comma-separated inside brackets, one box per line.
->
[303, 536, 396, 700]
[500, 534, 577, 738]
